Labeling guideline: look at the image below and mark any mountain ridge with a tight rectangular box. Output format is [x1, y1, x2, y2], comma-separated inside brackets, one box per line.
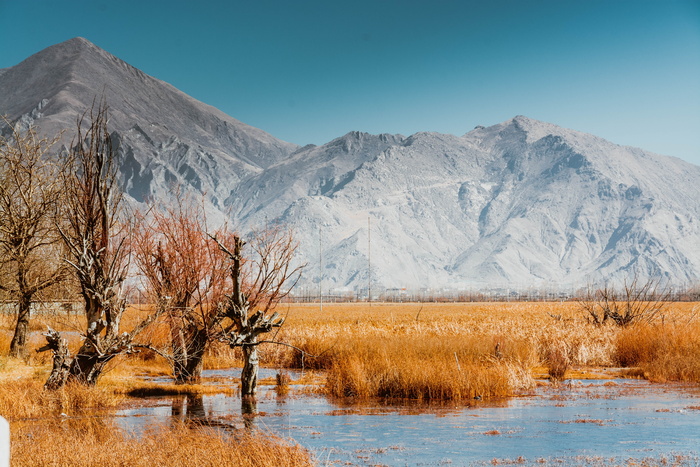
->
[2, 38, 699, 291]
[0, 37, 298, 210]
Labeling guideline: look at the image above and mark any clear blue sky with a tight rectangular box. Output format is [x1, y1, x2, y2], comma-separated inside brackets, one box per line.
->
[1, 0, 699, 165]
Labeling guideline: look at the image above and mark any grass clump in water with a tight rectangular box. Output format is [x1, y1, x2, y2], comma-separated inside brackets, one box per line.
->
[324, 335, 535, 401]
[614, 320, 700, 383]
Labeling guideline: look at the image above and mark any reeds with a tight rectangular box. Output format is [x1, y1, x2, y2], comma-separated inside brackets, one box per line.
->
[3, 300, 699, 405]
[0, 378, 122, 419]
[11, 420, 312, 467]
[1, 367, 312, 467]
[316, 333, 537, 400]
[614, 317, 700, 383]
[272, 303, 575, 400]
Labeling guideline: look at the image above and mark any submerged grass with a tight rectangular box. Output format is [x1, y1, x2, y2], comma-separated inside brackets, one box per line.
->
[271, 302, 612, 399]
[319, 334, 534, 400]
[269, 301, 700, 396]
[2, 301, 699, 404]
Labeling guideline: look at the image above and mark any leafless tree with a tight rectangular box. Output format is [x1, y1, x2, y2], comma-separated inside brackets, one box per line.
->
[40, 102, 155, 388]
[212, 226, 304, 397]
[133, 192, 229, 384]
[0, 119, 68, 359]
[578, 276, 670, 327]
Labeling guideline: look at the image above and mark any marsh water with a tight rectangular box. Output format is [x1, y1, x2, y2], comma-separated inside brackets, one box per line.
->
[108, 369, 700, 466]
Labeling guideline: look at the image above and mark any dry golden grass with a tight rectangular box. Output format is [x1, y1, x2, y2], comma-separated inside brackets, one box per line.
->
[273, 302, 616, 365]
[0, 377, 122, 420]
[614, 314, 700, 383]
[324, 340, 530, 400]
[11, 420, 312, 467]
[1, 368, 311, 467]
[3, 301, 699, 402]
[264, 302, 598, 399]
[265, 301, 700, 395]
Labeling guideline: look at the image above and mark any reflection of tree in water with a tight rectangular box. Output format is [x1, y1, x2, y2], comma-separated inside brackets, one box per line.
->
[170, 394, 260, 431]
[171, 394, 207, 425]
[241, 395, 258, 430]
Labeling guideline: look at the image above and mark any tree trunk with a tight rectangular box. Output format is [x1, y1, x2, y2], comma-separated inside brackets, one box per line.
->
[172, 327, 208, 385]
[241, 338, 259, 396]
[67, 350, 109, 386]
[41, 329, 72, 390]
[9, 295, 31, 359]
[241, 395, 258, 430]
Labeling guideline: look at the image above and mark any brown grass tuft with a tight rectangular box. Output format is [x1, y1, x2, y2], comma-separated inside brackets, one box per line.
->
[0, 378, 122, 420]
[323, 335, 534, 401]
[542, 340, 570, 381]
[11, 420, 312, 467]
[614, 319, 700, 383]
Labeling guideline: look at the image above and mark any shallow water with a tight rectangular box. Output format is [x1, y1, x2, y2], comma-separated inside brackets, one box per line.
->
[115, 375, 700, 466]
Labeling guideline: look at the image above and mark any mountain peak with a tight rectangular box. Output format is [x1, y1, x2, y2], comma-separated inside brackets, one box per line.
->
[27, 36, 108, 67]
[0, 37, 298, 203]
[468, 115, 593, 150]
[56, 36, 98, 50]
[3, 40, 699, 291]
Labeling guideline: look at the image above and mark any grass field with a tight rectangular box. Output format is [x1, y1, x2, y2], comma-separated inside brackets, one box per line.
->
[269, 301, 700, 394]
[1, 300, 699, 465]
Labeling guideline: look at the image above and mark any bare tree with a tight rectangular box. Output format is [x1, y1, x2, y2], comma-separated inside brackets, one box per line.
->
[579, 276, 670, 327]
[133, 192, 229, 384]
[40, 102, 154, 388]
[0, 119, 67, 359]
[213, 226, 304, 397]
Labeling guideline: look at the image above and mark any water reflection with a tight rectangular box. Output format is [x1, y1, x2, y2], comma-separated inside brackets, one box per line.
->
[241, 395, 258, 430]
[114, 378, 700, 466]
[166, 394, 263, 432]
[171, 395, 206, 422]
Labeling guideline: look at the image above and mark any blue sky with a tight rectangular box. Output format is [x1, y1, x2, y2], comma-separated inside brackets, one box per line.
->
[1, 0, 699, 165]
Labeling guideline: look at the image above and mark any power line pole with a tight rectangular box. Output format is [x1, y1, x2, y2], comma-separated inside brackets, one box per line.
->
[368, 216, 371, 306]
[319, 225, 323, 313]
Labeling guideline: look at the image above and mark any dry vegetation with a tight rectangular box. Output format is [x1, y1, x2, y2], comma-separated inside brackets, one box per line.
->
[268, 301, 700, 395]
[2, 300, 700, 465]
[3, 301, 700, 396]
[614, 317, 700, 382]
[0, 367, 311, 466]
[11, 418, 310, 467]
[272, 302, 614, 397]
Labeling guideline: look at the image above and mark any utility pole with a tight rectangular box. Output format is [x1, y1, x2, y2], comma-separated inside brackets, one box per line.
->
[368, 216, 371, 306]
[319, 225, 323, 313]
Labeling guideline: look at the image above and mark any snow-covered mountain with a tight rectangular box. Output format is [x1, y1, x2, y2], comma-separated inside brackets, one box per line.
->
[230, 118, 700, 291]
[2, 38, 699, 292]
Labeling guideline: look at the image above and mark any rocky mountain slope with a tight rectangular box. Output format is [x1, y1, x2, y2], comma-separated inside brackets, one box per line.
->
[232, 117, 700, 291]
[0, 37, 297, 213]
[2, 38, 699, 292]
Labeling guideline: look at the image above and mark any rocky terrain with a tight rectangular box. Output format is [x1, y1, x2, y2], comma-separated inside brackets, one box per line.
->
[2, 38, 699, 292]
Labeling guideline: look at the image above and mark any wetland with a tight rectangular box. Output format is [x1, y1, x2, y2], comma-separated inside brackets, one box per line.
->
[3, 301, 700, 466]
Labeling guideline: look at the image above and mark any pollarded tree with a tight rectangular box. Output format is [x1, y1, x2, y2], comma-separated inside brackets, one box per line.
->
[212, 226, 304, 397]
[0, 119, 68, 359]
[41, 102, 155, 388]
[133, 192, 230, 384]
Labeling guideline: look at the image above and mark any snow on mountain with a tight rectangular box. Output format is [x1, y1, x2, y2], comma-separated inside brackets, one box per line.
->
[231, 116, 700, 291]
[2, 39, 698, 292]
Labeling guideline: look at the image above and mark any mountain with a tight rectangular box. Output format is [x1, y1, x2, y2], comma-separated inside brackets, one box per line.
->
[228, 117, 700, 291]
[2, 38, 699, 292]
[0, 37, 298, 212]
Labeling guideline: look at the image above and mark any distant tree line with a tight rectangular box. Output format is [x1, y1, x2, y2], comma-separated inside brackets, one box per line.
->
[287, 284, 699, 304]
